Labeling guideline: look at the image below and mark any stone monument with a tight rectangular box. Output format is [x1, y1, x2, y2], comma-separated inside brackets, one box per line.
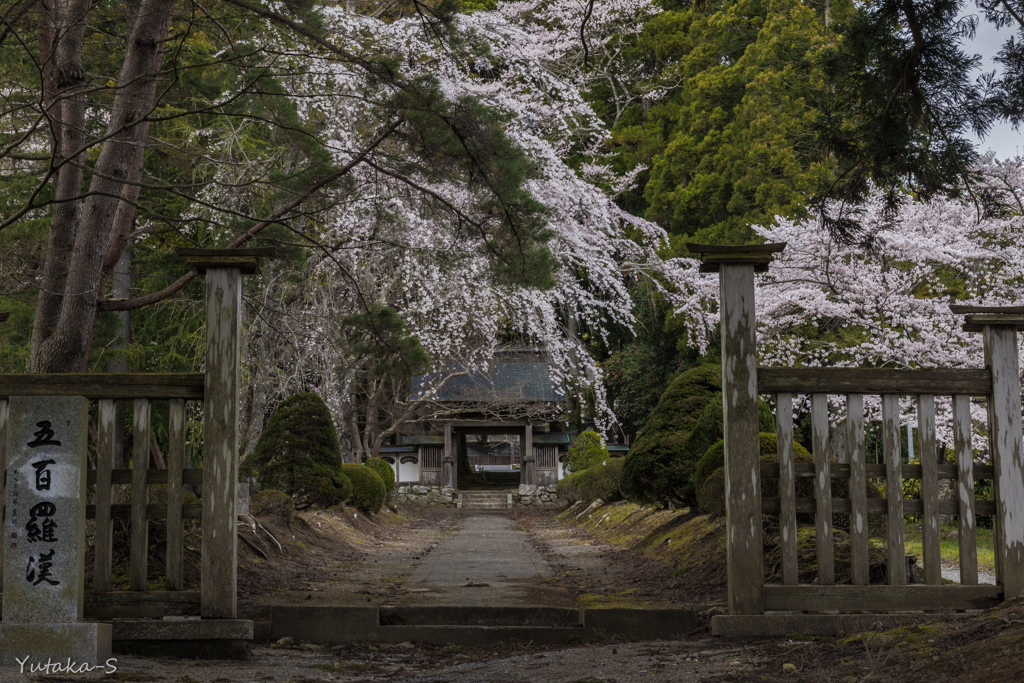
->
[0, 396, 112, 666]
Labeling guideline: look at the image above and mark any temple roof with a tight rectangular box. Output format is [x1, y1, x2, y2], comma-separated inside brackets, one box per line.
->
[411, 349, 566, 404]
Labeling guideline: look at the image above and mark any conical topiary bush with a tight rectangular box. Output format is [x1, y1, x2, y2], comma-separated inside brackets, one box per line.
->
[242, 391, 351, 508]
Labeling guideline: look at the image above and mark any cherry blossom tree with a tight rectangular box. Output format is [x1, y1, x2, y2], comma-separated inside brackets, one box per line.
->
[668, 171, 1024, 442]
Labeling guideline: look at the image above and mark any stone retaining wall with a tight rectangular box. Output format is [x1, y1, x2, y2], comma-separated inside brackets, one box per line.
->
[393, 485, 455, 505]
[514, 484, 561, 507]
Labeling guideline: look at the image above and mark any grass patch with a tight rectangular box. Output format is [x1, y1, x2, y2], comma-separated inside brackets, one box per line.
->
[902, 522, 995, 573]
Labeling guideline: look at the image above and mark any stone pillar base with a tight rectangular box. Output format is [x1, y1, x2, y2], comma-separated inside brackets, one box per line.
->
[0, 622, 112, 667]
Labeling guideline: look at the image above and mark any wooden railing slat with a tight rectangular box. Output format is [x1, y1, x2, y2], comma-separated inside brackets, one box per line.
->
[94, 399, 116, 593]
[918, 395, 942, 584]
[953, 394, 979, 585]
[882, 394, 906, 586]
[762, 497, 995, 515]
[0, 398, 7, 595]
[763, 584, 1001, 612]
[847, 394, 869, 586]
[811, 393, 835, 584]
[758, 368, 991, 395]
[0, 373, 204, 399]
[166, 399, 185, 591]
[775, 393, 798, 585]
[130, 399, 150, 592]
[760, 462, 994, 480]
[86, 503, 203, 520]
[86, 468, 203, 485]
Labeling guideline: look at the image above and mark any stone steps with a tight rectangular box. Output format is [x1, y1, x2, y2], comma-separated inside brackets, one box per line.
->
[459, 491, 511, 510]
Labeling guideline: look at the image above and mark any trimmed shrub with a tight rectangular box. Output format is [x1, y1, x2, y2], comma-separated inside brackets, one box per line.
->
[694, 433, 813, 492]
[620, 364, 776, 506]
[695, 433, 813, 516]
[557, 458, 626, 505]
[251, 489, 295, 522]
[696, 467, 727, 517]
[341, 463, 387, 513]
[365, 458, 396, 493]
[567, 431, 609, 474]
[621, 364, 722, 504]
[241, 392, 351, 507]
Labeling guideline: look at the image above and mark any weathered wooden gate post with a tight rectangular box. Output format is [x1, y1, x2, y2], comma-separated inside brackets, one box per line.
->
[688, 243, 785, 616]
[957, 306, 1024, 599]
[176, 247, 274, 619]
[443, 424, 456, 491]
[522, 422, 536, 487]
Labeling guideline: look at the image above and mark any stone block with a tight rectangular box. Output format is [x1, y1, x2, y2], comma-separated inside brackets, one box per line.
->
[584, 608, 701, 641]
[0, 622, 112, 667]
[111, 619, 253, 640]
[270, 605, 378, 644]
[3, 396, 89, 624]
[710, 613, 937, 637]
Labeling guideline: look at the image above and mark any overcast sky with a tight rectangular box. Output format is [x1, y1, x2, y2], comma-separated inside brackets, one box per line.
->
[964, 13, 1023, 159]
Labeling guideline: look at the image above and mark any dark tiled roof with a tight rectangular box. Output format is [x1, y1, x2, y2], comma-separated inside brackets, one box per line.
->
[533, 432, 571, 444]
[412, 356, 566, 403]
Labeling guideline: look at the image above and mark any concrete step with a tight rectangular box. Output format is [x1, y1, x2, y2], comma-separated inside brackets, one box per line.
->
[269, 605, 701, 646]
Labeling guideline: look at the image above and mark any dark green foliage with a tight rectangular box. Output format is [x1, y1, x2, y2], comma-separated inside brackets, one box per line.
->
[250, 489, 296, 523]
[694, 433, 812, 492]
[620, 364, 721, 505]
[696, 468, 727, 518]
[817, 0, 998, 229]
[365, 458, 396, 494]
[557, 458, 626, 505]
[567, 431, 609, 473]
[602, 338, 679, 434]
[241, 392, 351, 508]
[385, 80, 556, 290]
[341, 464, 387, 513]
[695, 433, 813, 516]
[343, 305, 430, 382]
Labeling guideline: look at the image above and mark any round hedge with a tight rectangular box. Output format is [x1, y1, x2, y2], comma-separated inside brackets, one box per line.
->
[241, 392, 351, 507]
[620, 364, 722, 505]
[365, 458, 396, 493]
[567, 431, 609, 473]
[695, 432, 813, 516]
[556, 458, 625, 505]
[341, 463, 387, 513]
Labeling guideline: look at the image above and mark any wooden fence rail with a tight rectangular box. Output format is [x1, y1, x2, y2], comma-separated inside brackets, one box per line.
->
[0, 388, 203, 607]
[688, 242, 1024, 618]
[1, 247, 271, 621]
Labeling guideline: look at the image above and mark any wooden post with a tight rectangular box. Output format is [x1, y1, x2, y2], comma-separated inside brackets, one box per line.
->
[983, 323, 1024, 597]
[130, 398, 151, 591]
[687, 242, 785, 616]
[775, 393, 798, 586]
[202, 266, 241, 618]
[0, 398, 6, 595]
[952, 394, 978, 586]
[523, 423, 535, 487]
[443, 424, 455, 490]
[882, 393, 906, 585]
[917, 394, 941, 585]
[811, 393, 834, 585]
[166, 399, 186, 591]
[176, 247, 274, 620]
[957, 309, 1024, 599]
[94, 399, 116, 593]
[847, 393, 869, 586]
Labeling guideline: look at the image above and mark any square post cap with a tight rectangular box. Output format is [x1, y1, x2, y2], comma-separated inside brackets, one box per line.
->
[950, 305, 1024, 333]
[173, 247, 277, 275]
[686, 243, 787, 273]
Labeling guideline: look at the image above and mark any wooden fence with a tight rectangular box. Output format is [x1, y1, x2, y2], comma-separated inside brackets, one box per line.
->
[0, 247, 272, 621]
[689, 243, 1024, 617]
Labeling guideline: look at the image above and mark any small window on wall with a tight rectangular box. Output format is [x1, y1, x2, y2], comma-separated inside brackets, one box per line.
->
[383, 457, 396, 465]
[401, 457, 419, 465]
